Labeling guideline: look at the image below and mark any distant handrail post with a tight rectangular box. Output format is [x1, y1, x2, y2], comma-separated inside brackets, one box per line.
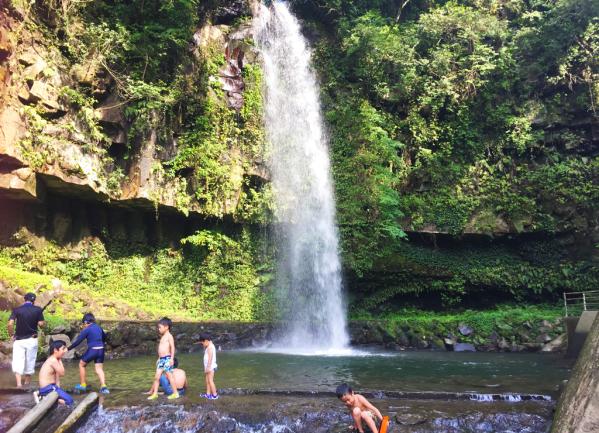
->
[564, 292, 568, 317]
[583, 292, 587, 312]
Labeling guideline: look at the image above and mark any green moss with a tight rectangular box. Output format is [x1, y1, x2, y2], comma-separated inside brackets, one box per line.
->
[353, 305, 563, 338]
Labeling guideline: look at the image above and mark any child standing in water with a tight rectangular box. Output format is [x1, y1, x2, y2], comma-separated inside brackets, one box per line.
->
[37, 340, 74, 405]
[146, 318, 180, 400]
[336, 383, 383, 433]
[199, 333, 218, 399]
[69, 313, 109, 394]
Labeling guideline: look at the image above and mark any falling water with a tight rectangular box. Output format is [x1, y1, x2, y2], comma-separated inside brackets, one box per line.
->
[253, 1, 349, 352]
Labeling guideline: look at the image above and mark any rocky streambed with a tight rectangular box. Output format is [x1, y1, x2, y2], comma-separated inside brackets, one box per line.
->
[67, 396, 554, 433]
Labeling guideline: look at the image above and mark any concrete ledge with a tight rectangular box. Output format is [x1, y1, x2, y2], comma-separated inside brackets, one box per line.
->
[566, 311, 598, 358]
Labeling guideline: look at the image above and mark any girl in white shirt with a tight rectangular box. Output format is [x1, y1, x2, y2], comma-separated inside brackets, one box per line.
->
[199, 333, 218, 399]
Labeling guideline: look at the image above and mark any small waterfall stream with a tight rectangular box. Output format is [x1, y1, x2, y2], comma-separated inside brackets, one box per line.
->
[253, 2, 349, 351]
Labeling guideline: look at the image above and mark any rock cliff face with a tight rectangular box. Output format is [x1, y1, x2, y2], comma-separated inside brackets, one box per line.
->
[0, 1, 264, 221]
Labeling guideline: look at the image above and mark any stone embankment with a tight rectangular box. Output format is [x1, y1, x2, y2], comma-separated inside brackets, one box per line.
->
[0, 318, 566, 366]
[551, 313, 599, 433]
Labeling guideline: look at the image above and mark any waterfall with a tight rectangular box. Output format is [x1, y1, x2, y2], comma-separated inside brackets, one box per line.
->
[253, 1, 349, 352]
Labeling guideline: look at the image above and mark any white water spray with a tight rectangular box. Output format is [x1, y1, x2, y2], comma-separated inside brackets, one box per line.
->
[253, 1, 349, 352]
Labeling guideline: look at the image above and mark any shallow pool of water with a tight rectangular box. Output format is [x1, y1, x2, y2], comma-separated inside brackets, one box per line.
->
[0, 350, 570, 408]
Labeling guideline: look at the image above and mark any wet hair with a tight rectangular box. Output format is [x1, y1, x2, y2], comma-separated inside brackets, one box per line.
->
[24, 293, 36, 302]
[82, 313, 95, 324]
[198, 333, 211, 342]
[336, 383, 353, 398]
[173, 357, 179, 369]
[49, 339, 66, 355]
[158, 317, 172, 330]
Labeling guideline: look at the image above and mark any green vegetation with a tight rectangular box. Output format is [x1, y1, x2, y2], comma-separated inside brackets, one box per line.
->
[300, 0, 599, 310]
[308, 0, 598, 251]
[348, 237, 599, 310]
[0, 232, 275, 322]
[3, 0, 597, 320]
[352, 304, 564, 348]
[353, 305, 562, 333]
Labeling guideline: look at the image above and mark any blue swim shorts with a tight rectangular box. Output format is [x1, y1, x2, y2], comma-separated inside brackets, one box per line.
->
[39, 384, 74, 406]
[157, 355, 174, 373]
[81, 348, 105, 364]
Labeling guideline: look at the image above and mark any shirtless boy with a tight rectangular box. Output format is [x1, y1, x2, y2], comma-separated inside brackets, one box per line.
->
[336, 383, 383, 433]
[37, 340, 74, 405]
[146, 318, 180, 400]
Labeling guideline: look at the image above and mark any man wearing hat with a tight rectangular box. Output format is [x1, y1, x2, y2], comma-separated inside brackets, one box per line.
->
[7, 293, 46, 388]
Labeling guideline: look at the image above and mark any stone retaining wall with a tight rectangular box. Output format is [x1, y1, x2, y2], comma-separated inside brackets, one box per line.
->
[0, 318, 566, 367]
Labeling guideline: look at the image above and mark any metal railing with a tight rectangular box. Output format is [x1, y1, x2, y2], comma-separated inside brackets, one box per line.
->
[563, 290, 599, 317]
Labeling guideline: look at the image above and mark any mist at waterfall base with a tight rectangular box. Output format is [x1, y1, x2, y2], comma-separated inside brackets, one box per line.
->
[253, 2, 349, 354]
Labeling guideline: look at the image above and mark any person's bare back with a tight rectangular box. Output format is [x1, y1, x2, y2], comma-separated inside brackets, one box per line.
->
[172, 368, 187, 389]
[39, 356, 64, 388]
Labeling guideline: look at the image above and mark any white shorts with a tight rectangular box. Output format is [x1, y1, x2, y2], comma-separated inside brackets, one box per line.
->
[12, 337, 39, 375]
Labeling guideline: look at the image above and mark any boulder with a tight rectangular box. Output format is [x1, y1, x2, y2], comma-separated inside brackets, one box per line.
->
[498, 338, 510, 351]
[28, 81, 62, 110]
[535, 333, 552, 344]
[213, 418, 237, 433]
[454, 343, 476, 352]
[517, 330, 531, 342]
[431, 337, 445, 350]
[443, 336, 456, 351]
[0, 340, 13, 355]
[0, 281, 23, 310]
[50, 325, 66, 335]
[22, 58, 47, 80]
[396, 330, 409, 347]
[0, 168, 39, 200]
[488, 331, 499, 344]
[542, 320, 553, 328]
[45, 334, 75, 359]
[395, 413, 428, 425]
[541, 333, 566, 352]
[458, 324, 473, 336]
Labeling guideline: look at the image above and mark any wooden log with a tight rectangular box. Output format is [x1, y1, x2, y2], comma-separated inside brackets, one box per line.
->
[53, 392, 98, 433]
[6, 391, 59, 433]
